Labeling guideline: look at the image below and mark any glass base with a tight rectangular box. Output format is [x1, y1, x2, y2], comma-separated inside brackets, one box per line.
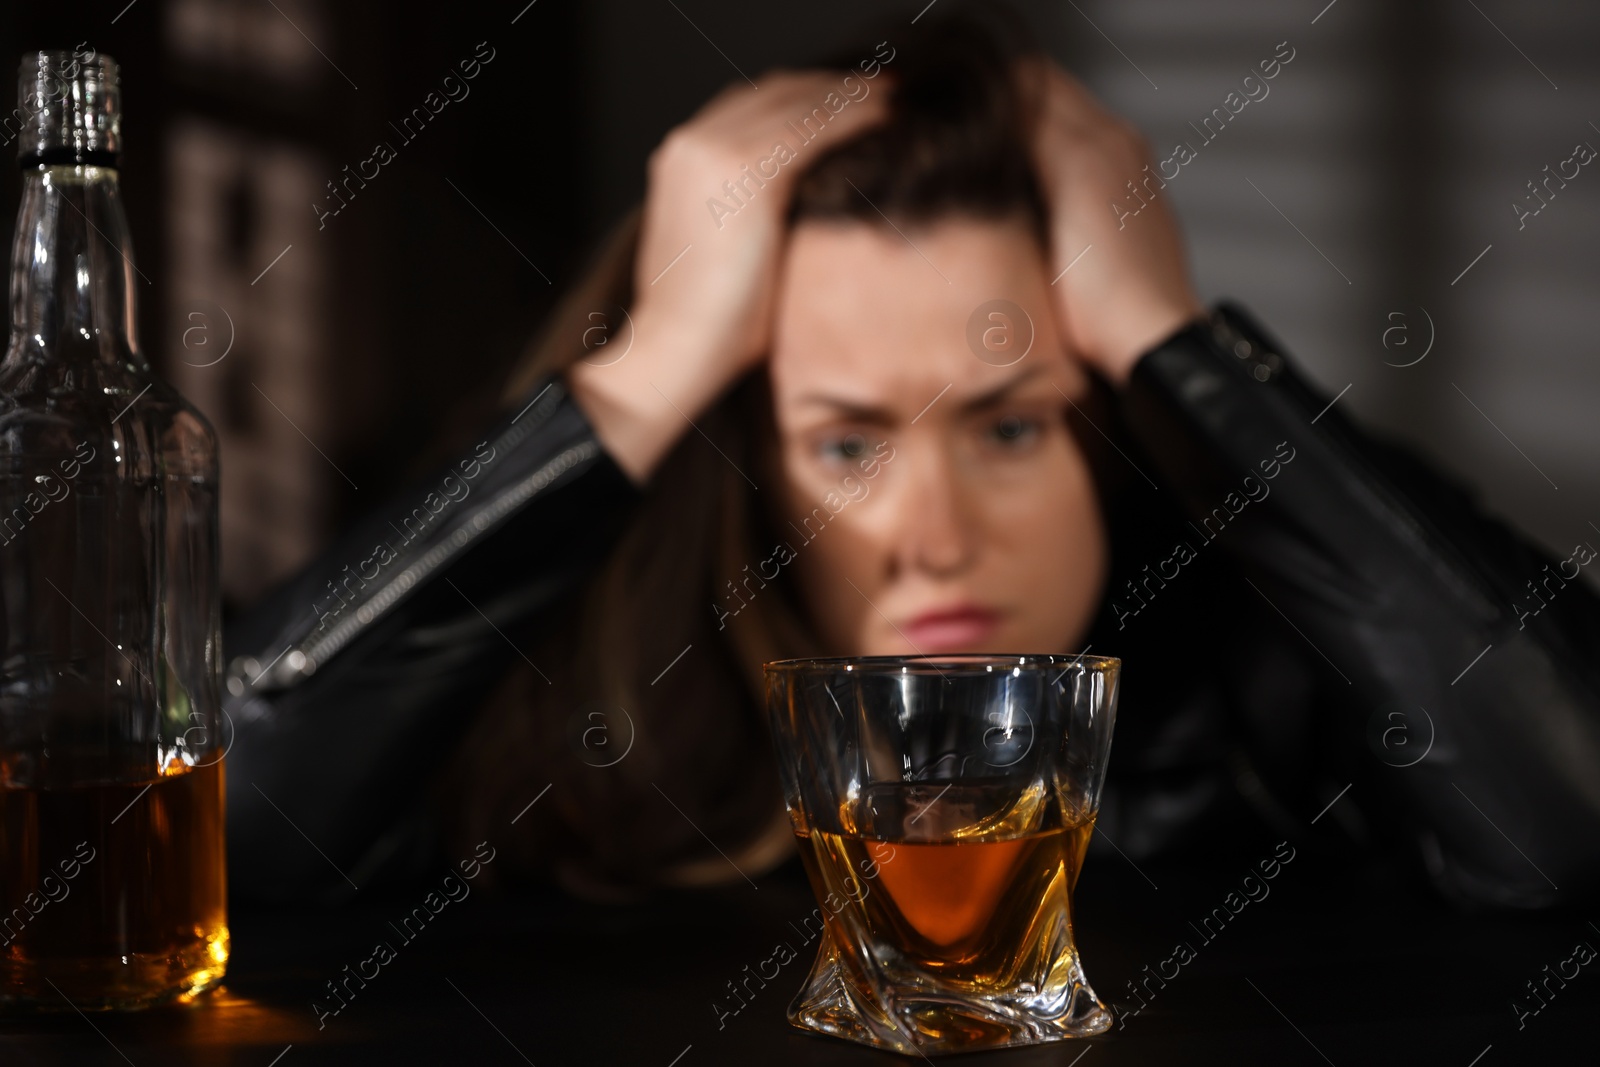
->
[787, 927, 1112, 1056]
[0, 927, 230, 1012]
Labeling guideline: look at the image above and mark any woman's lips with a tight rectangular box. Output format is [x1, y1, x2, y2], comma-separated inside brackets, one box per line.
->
[899, 606, 1003, 653]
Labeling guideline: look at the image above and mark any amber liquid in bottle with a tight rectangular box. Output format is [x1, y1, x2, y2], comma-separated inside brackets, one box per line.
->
[0, 761, 229, 1008]
[0, 51, 228, 1011]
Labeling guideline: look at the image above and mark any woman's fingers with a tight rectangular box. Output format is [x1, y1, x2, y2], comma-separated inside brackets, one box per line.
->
[667, 70, 893, 195]
[1022, 55, 1204, 385]
[576, 68, 895, 484]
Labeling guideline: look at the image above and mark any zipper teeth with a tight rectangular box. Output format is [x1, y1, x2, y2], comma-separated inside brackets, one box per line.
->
[289, 438, 599, 677]
[249, 381, 588, 691]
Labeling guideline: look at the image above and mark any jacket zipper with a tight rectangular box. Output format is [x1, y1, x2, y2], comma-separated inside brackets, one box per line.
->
[230, 381, 597, 695]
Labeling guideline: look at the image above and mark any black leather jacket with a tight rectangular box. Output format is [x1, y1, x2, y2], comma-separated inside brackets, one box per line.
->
[220, 303, 1600, 909]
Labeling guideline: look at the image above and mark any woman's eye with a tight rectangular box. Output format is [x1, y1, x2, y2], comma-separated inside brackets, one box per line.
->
[819, 432, 872, 462]
[986, 415, 1041, 448]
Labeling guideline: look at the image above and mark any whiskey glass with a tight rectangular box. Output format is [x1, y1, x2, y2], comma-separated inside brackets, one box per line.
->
[764, 653, 1120, 1056]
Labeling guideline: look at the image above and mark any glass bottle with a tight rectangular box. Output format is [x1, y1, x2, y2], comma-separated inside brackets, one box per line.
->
[0, 50, 227, 1010]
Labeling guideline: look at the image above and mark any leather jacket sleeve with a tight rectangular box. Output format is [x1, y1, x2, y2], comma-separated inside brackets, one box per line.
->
[1117, 301, 1600, 909]
[220, 374, 640, 904]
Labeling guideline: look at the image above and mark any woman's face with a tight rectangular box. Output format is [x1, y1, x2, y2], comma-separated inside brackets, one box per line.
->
[763, 215, 1109, 657]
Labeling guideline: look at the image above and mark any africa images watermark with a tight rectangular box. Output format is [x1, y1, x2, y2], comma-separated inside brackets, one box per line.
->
[704, 40, 897, 229]
[1110, 441, 1298, 629]
[0, 42, 97, 149]
[0, 840, 98, 949]
[1511, 132, 1595, 231]
[712, 438, 896, 631]
[1511, 930, 1595, 1031]
[312, 40, 498, 230]
[567, 701, 636, 768]
[711, 837, 898, 1030]
[1381, 307, 1435, 368]
[310, 440, 498, 633]
[1111, 39, 1297, 230]
[1114, 839, 1297, 1029]
[311, 840, 498, 1029]
[1510, 528, 1596, 631]
[0, 440, 96, 547]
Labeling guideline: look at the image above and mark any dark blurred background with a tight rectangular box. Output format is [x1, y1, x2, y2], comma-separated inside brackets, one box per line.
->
[3, 0, 1596, 617]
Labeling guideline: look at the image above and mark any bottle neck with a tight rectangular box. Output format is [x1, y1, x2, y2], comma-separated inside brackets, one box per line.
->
[6, 164, 142, 370]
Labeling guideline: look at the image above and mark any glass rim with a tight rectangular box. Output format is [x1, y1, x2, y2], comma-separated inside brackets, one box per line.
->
[763, 651, 1121, 673]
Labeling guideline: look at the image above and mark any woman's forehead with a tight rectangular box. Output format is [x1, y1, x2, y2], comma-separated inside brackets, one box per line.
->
[768, 216, 1079, 408]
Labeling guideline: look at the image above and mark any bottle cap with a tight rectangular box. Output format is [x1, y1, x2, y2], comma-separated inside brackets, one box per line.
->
[14, 49, 120, 167]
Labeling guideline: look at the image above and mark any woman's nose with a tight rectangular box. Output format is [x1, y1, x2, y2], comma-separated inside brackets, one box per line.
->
[898, 443, 978, 577]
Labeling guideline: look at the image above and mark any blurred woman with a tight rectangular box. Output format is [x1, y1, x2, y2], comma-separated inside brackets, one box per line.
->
[222, 21, 1600, 910]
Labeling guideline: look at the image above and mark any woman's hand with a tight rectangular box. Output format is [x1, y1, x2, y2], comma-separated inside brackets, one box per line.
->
[1021, 60, 1205, 387]
[568, 72, 891, 484]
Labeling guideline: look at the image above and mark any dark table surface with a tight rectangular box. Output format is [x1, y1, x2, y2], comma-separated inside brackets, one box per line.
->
[2, 840, 1592, 1066]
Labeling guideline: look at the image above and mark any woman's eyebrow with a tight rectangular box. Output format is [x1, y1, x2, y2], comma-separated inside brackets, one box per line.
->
[793, 365, 1047, 419]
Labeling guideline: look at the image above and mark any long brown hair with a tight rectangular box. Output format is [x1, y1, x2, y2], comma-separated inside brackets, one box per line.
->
[437, 16, 1124, 899]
